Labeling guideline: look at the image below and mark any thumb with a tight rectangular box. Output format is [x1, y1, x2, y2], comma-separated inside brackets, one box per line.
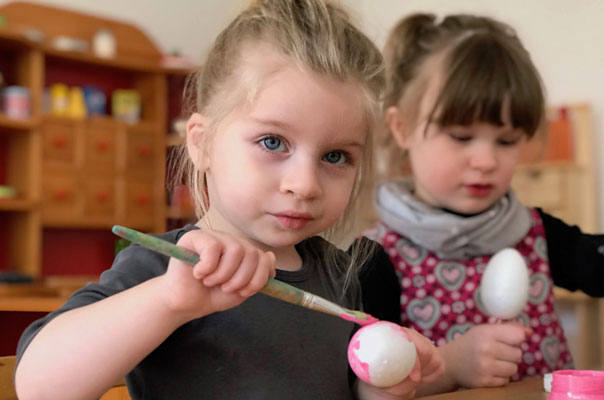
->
[407, 354, 421, 383]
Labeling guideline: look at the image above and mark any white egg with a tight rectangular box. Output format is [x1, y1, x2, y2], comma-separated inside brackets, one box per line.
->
[480, 248, 529, 319]
[348, 321, 416, 387]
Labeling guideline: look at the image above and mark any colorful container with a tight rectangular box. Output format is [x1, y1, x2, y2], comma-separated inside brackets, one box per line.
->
[2, 86, 30, 119]
[111, 89, 140, 123]
[549, 370, 604, 400]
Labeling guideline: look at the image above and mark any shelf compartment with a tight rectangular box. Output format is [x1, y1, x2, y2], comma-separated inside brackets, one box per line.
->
[0, 198, 34, 211]
[41, 228, 116, 277]
[0, 129, 38, 203]
[0, 114, 35, 130]
[0, 210, 39, 276]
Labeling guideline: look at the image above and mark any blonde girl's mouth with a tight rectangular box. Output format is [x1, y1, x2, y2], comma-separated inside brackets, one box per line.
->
[272, 211, 313, 230]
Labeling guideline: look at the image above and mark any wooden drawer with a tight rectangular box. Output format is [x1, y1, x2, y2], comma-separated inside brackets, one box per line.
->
[42, 119, 77, 167]
[512, 167, 567, 211]
[83, 179, 115, 219]
[124, 179, 155, 228]
[83, 120, 116, 174]
[125, 130, 154, 176]
[42, 172, 80, 222]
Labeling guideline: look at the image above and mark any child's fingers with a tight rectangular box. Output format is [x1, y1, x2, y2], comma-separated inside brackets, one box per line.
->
[493, 323, 530, 346]
[491, 358, 519, 379]
[404, 327, 444, 382]
[483, 375, 511, 387]
[493, 341, 523, 363]
[407, 355, 421, 384]
[420, 356, 445, 383]
[220, 248, 260, 293]
[201, 239, 245, 287]
[379, 357, 420, 399]
[239, 251, 275, 297]
[266, 251, 276, 278]
[174, 231, 222, 279]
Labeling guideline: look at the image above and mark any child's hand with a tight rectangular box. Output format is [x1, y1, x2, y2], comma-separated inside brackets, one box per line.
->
[441, 323, 531, 388]
[355, 360, 420, 400]
[355, 328, 444, 400]
[405, 328, 445, 384]
[159, 230, 276, 321]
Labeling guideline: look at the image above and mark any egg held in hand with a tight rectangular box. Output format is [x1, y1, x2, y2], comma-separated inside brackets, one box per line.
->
[348, 321, 416, 387]
[480, 248, 529, 320]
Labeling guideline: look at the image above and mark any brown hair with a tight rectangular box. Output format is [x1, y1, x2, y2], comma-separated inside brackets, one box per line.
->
[170, 0, 385, 292]
[382, 13, 545, 175]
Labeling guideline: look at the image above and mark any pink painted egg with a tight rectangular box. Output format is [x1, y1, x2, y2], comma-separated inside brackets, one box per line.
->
[348, 321, 416, 387]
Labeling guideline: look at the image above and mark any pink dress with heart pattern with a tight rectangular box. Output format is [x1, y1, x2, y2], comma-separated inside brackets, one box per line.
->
[365, 208, 574, 381]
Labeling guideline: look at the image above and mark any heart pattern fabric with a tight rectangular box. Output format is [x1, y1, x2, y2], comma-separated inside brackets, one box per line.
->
[366, 210, 574, 382]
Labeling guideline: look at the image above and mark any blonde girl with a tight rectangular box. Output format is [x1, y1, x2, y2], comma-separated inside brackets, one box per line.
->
[16, 2, 441, 399]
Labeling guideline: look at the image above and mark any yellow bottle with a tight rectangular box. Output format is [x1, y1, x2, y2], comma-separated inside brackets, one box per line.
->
[50, 83, 69, 116]
[67, 86, 86, 119]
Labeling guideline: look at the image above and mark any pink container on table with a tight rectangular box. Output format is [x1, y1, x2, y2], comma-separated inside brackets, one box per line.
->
[549, 370, 604, 400]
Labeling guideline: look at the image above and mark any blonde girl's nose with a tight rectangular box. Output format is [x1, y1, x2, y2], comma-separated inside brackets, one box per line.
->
[280, 161, 323, 199]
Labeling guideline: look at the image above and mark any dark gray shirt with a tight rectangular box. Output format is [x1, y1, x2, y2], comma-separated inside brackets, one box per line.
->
[17, 226, 372, 399]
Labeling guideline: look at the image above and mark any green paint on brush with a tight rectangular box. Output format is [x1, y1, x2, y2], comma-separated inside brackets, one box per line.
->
[111, 225, 378, 325]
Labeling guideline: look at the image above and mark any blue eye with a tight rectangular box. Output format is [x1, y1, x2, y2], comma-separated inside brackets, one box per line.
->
[323, 151, 347, 165]
[261, 136, 285, 152]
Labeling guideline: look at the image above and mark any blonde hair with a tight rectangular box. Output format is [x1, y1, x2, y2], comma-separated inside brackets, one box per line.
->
[170, 0, 385, 293]
[381, 13, 545, 178]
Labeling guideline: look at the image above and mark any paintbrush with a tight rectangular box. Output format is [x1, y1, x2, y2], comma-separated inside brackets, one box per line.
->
[112, 225, 378, 326]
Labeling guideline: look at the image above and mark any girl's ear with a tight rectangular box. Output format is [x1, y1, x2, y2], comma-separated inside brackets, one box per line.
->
[186, 113, 210, 171]
[386, 106, 410, 150]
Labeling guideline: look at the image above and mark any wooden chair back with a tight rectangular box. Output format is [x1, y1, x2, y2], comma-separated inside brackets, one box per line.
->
[0, 356, 17, 400]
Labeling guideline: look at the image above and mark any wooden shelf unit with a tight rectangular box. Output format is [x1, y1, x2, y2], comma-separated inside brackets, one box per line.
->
[513, 103, 597, 233]
[0, 1, 193, 279]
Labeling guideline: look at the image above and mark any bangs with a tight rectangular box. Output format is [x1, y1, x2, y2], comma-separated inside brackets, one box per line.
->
[430, 33, 544, 137]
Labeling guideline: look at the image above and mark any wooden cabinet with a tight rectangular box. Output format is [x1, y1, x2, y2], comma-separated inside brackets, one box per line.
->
[0, 2, 191, 279]
[0, 33, 41, 277]
[513, 104, 603, 370]
[513, 104, 597, 233]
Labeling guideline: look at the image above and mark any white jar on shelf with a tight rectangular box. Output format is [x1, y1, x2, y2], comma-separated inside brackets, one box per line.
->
[93, 29, 116, 58]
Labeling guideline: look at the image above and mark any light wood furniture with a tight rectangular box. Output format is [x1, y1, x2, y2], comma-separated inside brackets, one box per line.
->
[418, 378, 547, 400]
[0, 1, 191, 279]
[553, 287, 604, 370]
[513, 103, 597, 232]
[513, 103, 603, 370]
[0, 355, 129, 400]
[0, 356, 17, 400]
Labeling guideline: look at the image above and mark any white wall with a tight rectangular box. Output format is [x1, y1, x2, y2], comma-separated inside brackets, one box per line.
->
[5, 0, 603, 229]
[0, 0, 249, 64]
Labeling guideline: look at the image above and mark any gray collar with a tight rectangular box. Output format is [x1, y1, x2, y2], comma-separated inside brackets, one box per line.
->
[374, 180, 531, 260]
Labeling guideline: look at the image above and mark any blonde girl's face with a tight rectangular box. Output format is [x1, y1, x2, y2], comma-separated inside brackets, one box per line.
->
[389, 78, 526, 215]
[188, 50, 367, 255]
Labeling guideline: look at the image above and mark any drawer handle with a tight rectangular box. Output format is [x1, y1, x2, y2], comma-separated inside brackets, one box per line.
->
[138, 145, 151, 157]
[136, 194, 149, 205]
[54, 189, 69, 201]
[528, 169, 542, 179]
[97, 140, 110, 151]
[97, 191, 110, 202]
[53, 137, 67, 148]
